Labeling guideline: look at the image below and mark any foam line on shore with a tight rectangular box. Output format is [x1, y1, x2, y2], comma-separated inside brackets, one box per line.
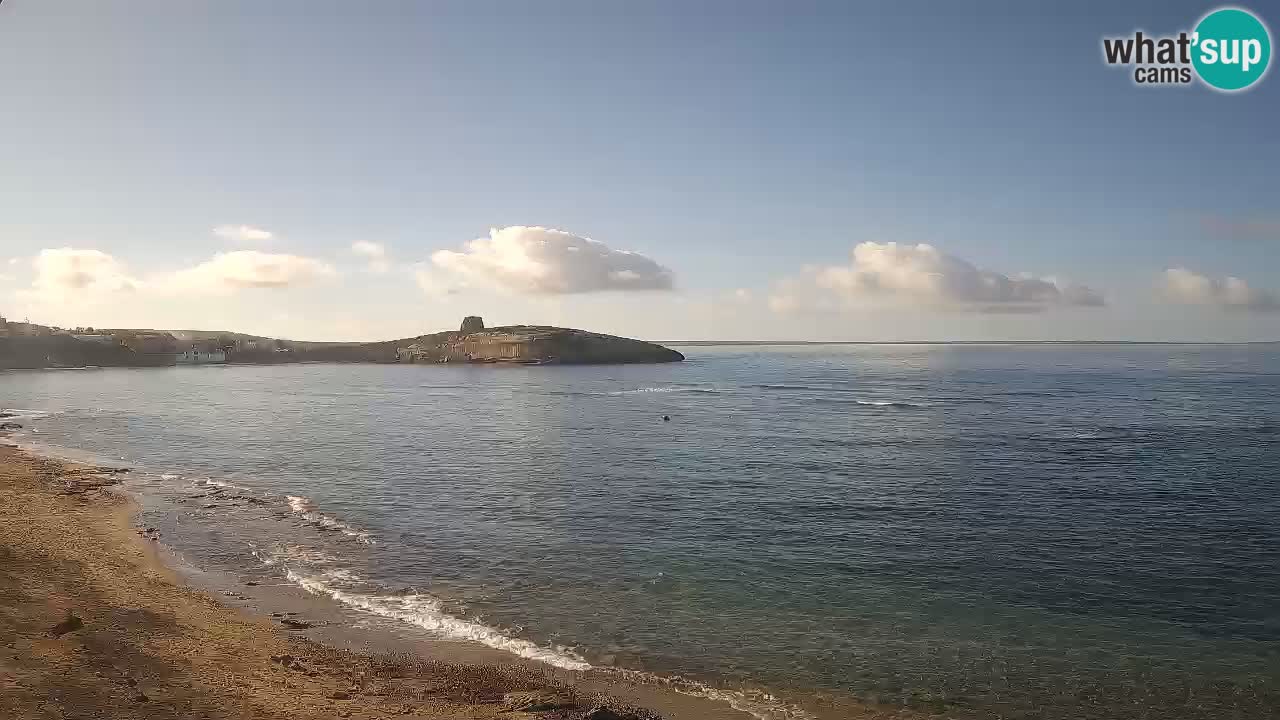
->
[286, 495, 376, 545]
[283, 569, 592, 671]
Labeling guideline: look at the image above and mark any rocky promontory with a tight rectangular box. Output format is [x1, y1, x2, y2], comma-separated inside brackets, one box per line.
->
[395, 317, 684, 365]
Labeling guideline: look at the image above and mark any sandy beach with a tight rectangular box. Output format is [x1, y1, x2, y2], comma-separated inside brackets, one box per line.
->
[0, 444, 671, 720]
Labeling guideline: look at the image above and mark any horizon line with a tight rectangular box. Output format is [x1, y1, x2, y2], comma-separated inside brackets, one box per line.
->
[658, 340, 1280, 346]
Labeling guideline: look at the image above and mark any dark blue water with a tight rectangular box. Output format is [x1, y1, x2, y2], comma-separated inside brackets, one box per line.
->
[3, 345, 1278, 719]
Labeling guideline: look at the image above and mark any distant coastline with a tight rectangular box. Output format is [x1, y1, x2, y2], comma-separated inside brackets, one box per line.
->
[0, 315, 683, 369]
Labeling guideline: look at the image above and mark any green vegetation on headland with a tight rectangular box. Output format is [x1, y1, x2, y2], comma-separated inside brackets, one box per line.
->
[0, 315, 683, 369]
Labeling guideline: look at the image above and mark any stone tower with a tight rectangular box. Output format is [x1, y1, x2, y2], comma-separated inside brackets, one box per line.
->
[460, 316, 485, 334]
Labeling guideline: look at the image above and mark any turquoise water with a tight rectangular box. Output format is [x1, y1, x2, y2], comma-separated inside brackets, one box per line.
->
[3, 344, 1278, 719]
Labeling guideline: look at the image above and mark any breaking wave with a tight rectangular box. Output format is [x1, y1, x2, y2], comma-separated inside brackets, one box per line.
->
[283, 569, 590, 671]
[254, 540, 813, 720]
[286, 495, 376, 545]
[277, 566, 812, 718]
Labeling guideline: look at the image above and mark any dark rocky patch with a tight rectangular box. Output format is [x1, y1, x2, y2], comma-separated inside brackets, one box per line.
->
[48, 612, 84, 638]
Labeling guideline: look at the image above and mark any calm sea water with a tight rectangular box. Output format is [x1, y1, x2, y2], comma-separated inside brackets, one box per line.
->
[3, 345, 1278, 719]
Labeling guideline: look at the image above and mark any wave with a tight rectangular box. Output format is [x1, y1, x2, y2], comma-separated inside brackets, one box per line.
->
[262, 542, 812, 720]
[283, 569, 590, 671]
[602, 668, 815, 720]
[253, 543, 341, 568]
[814, 398, 923, 409]
[191, 477, 246, 491]
[607, 387, 720, 396]
[286, 495, 376, 545]
[0, 408, 57, 420]
[546, 387, 721, 397]
[751, 385, 929, 409]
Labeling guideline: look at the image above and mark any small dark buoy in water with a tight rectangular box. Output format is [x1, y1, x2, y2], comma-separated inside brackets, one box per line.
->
[663, 415, 670, 422]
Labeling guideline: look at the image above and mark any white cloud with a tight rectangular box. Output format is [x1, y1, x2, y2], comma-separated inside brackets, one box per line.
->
[167, 251, 335, 291]
[424, 226, 674, 295]
[351, 241, 390, 273]
[768, 242, 1104, 314]
[20, 246, 335, 305]
[30, 248, 139, 295]
[412, 264, 459, 298]
[213, 224, 274, 243]
[1160, 268, 1278, 312]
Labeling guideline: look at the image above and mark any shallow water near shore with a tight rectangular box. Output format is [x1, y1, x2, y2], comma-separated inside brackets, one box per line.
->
[3, 344, 1279, 719]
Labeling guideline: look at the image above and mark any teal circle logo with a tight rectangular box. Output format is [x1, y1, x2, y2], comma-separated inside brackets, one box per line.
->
[1192, 7, 1272, 91]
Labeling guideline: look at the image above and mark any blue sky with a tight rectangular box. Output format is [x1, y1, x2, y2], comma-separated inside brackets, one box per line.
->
[1, 0, 1277, 340]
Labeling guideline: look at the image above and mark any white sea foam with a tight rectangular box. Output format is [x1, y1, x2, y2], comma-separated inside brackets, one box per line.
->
[191, 477, 245, 491]
[267, 541, 808, 720]
[253, 543, 340, 568]
[816, 397, 923, 409]
[0, 408, 54, 420]
[603, 667, 816, 720]
[283, 569, 591, 671]
[286, 495, 375, 545]
[854, 400, 920, 408]
[160, 473, 180, 481]
[256, 537, 805, 719]
[608, 387, 719, 395]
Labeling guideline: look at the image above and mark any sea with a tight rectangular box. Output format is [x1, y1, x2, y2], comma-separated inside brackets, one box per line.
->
[2, 344, 1278, 720]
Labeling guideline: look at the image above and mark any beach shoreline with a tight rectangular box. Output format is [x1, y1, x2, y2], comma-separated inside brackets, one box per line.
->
[0, 440, 897, 720]
[0, 443, 741, 720]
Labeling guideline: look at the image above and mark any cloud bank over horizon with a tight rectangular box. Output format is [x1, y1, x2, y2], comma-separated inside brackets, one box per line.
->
[418, 226, 675, 296]
[7, 228, 1279, 343]
[22, 247, 335, 300]
[1161, 268, 1279, 312]
[769, 242, 1105, 314]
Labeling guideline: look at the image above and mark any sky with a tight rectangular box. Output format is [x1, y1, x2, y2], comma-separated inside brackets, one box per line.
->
[1, 0, 1278, 342]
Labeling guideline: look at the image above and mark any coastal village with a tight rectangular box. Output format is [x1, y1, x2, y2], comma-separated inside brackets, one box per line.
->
[0, 313, 283, 368]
